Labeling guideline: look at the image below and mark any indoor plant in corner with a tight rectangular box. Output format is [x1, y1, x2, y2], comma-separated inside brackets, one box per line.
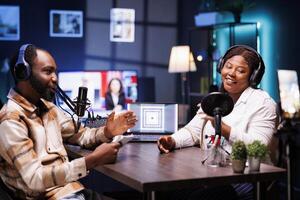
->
[247, 140, 268, 171]
[215, 0, 256, 23]
[231, 140, 247, 173]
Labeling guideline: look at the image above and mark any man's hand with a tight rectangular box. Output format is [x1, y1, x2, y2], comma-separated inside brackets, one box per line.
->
[105, 111, 137, 139]
[85, 142, 121, 169]
[157, 136, 175, 153]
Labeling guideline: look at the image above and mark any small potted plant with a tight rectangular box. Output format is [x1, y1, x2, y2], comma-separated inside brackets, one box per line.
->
[247, 140, 268, 171]
[231, 140, 247, 173]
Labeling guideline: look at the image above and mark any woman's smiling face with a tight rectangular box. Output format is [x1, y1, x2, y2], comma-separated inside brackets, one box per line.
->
[221, 55, 251, 96]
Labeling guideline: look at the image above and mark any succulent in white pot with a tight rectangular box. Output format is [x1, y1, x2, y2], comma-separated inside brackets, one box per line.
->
[247, 140, 268, 171]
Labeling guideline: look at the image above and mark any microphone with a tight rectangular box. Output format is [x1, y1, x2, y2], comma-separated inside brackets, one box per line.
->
[57, 85, 108, 129]
[74, 87, 88, 117]
[56, 85, 92, 132]
[201, 92, 234, 137]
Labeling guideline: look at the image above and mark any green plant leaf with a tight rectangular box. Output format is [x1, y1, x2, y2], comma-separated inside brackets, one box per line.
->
[247, 140, 268, 159]
[231, 140, 247, 160]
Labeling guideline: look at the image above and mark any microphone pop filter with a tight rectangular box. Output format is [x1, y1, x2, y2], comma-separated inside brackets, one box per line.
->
[201, 92, 234, 117]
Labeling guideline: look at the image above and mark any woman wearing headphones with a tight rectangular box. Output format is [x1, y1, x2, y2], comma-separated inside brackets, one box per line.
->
[157, 45, 278, 199]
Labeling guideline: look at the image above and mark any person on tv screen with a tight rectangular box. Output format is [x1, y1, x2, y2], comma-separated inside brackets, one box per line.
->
[0, 44, 137, 200]
[105, 78, 126, 111]
[157, 45, 278, 199]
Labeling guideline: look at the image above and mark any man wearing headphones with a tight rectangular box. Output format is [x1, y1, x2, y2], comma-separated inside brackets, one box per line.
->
[157, 45, 278, 199]
[0, 44, 137, 200]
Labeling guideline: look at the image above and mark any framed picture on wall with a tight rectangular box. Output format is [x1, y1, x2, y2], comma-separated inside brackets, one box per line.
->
[0, 5, 20, 41]
[110, 8, 135, 42]
[50, 10, 83, 37]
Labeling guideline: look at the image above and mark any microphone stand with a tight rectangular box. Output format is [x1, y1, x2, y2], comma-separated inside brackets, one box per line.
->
[55, 85, 81, 132]
[213, 107, 222, 137]
[56, 85, 76, 114]
[205, 109, 226, 167]
[55, 85, 106, 129]
[200, 92, 234, 167]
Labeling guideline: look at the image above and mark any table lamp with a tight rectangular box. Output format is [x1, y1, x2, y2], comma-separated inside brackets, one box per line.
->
[168, 45, 196, 103]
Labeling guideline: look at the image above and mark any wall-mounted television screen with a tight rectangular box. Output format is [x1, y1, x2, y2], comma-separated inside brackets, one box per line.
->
[57, 70, 138, 112]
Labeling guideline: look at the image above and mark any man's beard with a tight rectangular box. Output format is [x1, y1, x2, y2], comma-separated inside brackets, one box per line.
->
[29, 75, 55, 102]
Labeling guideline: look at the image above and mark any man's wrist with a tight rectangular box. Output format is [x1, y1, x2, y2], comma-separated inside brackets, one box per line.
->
[104, 126, 113, 140]
[96, 127, 113, 143]
[85, 153, 96, 170]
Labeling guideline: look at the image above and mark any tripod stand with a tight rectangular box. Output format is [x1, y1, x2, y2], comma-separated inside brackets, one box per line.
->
[277, 119, 298, 200]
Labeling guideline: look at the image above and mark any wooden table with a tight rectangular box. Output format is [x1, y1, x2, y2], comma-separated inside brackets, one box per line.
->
[66, 143, 286, 200]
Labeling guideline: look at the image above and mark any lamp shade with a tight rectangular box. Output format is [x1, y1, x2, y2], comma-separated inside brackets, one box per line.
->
[168, 45, 196, 73]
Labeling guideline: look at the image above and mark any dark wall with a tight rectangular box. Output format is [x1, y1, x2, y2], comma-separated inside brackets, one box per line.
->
[0, 0, 300, 100]
[178, 0, 300, 57]
[271, 1, 300, 69]
[0, 0, 85, 69]
[0, 0, 179, 103]
[178, 0, 300, 96]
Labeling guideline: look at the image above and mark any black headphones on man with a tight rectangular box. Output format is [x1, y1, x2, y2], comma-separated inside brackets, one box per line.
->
[14, 44, 33, 81]
[217, 45, 265, 88]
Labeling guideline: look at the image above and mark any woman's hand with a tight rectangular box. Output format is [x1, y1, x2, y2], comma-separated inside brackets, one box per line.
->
[105, 111, 137, 139]
[157, 136, 175, 153]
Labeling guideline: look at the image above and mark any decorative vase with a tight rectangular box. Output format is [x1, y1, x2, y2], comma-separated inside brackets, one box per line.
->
[231, 10, 242, 23]
[248, 157, 261, 171]
[231, 159, 246, 173]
